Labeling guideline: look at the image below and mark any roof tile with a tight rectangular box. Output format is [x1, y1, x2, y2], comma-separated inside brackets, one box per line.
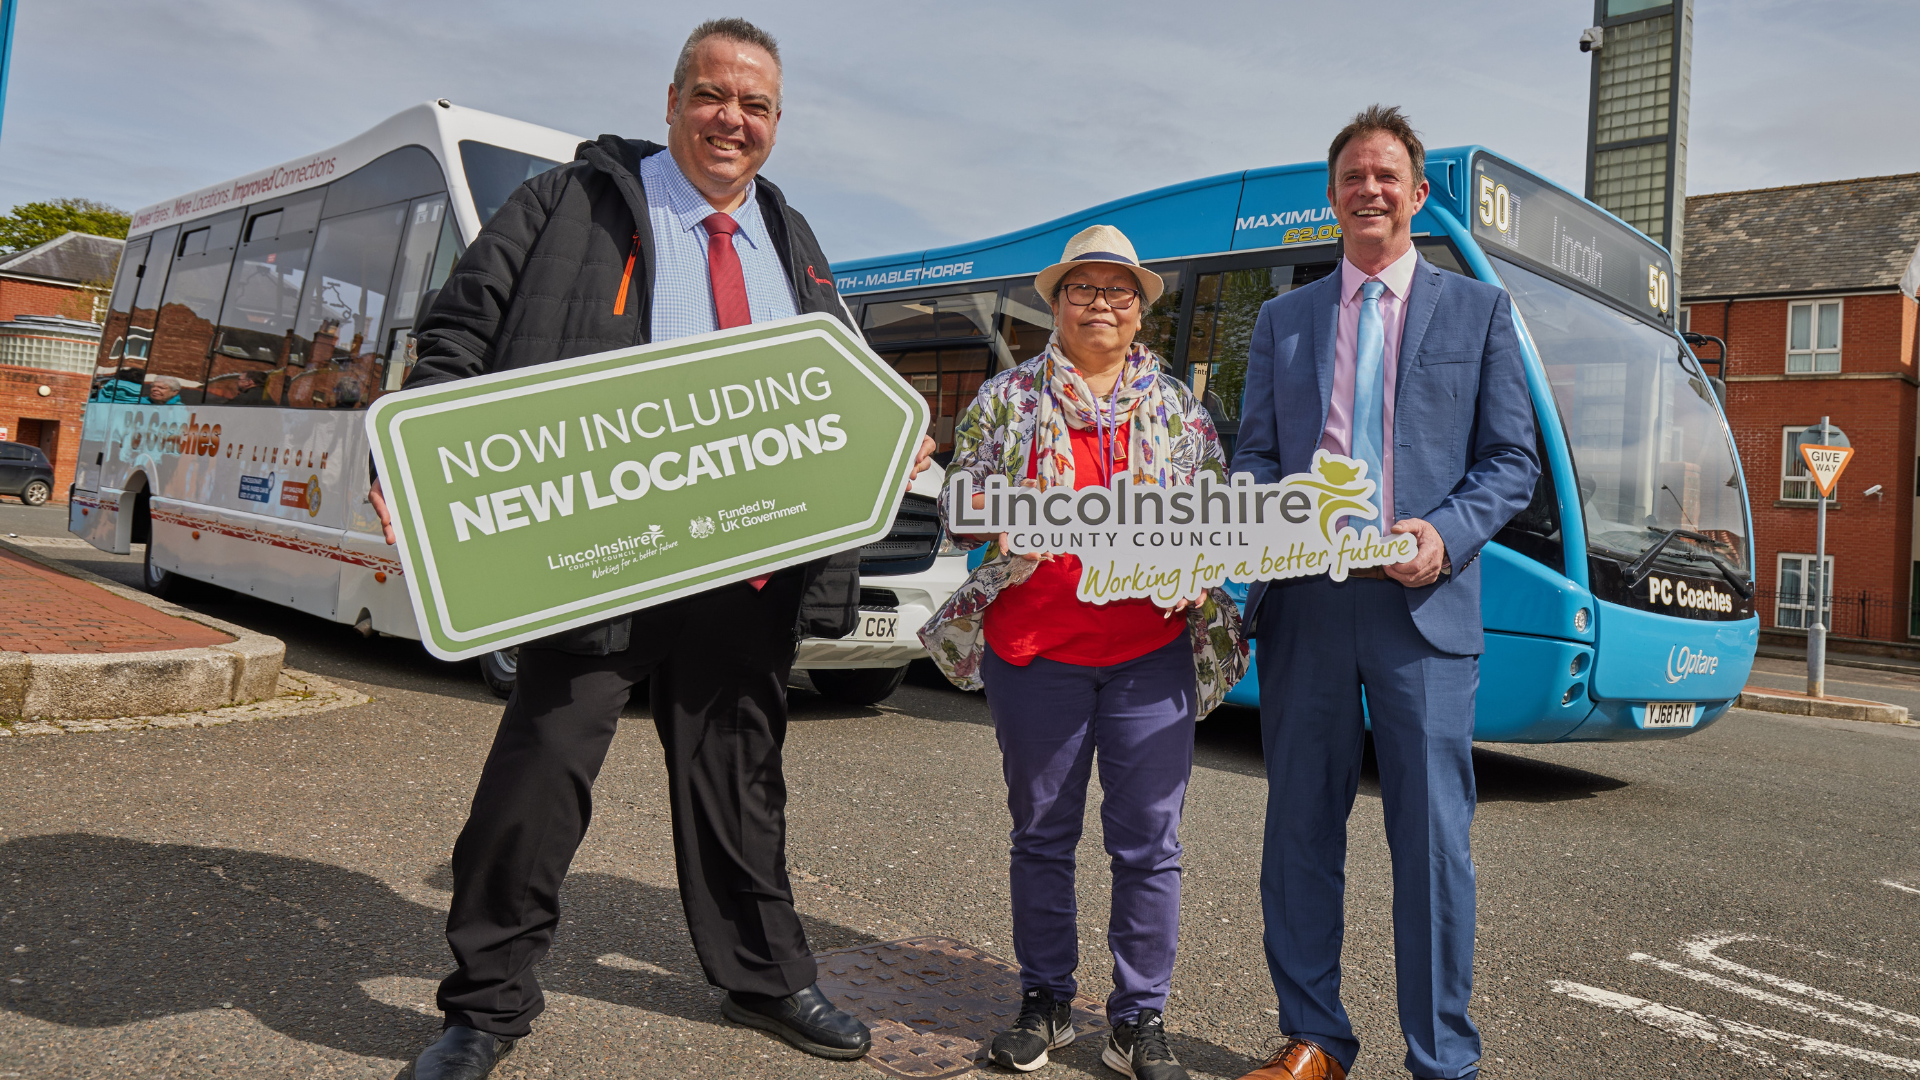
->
[1682, 173, 1920, 299]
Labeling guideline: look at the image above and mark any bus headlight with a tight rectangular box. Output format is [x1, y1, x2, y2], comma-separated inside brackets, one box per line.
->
[1573, 608, 1590, 633]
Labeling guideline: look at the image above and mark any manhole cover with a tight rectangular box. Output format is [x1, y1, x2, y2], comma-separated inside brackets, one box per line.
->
[815, 936, 1108, 1079]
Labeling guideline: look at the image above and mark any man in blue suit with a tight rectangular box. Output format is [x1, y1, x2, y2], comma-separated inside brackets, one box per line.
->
[1229, 106, 1539, 1080]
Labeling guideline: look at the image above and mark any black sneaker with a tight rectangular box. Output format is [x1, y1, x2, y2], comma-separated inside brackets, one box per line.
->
[1101, 1008, 1187, 1080]
[989, 987, 1075, 1072]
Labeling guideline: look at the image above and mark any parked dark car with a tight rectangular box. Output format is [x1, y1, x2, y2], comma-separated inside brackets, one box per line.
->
[0, 442, 54, 506]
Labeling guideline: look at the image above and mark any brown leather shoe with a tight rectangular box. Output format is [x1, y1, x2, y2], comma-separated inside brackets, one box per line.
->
[1235, 1038, 1347, 1080]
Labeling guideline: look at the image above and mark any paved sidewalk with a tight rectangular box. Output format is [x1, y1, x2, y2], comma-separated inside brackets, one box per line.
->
[0, 540, 282, 721]
[0, 545, 233, 654]
[1738, 682, 1911, 725]
[1757, 642, 1920, 677]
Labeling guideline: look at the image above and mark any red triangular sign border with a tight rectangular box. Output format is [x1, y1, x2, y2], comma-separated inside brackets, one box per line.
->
[1799, 443, 1855, 498]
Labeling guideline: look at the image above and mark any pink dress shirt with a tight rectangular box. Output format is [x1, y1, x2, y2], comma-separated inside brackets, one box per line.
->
[1318, 245, 1419, 524]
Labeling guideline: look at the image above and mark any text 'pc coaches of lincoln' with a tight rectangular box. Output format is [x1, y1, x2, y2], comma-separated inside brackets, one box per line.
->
[1229, 106, 1539, 1080]
[368, 18, 934, 1080]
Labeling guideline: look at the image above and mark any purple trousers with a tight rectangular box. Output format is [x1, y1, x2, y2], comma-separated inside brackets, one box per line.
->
[982, 635, 1198, 1023]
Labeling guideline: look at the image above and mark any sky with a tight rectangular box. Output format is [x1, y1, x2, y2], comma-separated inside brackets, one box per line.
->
[1, 0, 1915, 262]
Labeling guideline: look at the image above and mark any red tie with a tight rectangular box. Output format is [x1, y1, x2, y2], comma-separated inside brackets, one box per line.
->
[701, 212, 767, 590]
[700, 213, 752, 330]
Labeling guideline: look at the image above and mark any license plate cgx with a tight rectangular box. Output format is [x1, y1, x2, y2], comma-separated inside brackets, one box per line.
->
[853, 610, 898, 642]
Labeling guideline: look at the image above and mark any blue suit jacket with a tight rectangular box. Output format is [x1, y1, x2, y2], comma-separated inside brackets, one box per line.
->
[1233, 255, 1540, 656]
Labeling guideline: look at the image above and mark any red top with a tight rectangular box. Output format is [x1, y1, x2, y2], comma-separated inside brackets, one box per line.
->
[984, 423, 1187, 667]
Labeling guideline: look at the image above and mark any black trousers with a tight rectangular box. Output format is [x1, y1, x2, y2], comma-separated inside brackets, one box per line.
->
[436, 575, 817, 1038]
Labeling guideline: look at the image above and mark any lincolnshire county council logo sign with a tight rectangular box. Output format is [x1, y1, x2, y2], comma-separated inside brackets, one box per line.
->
[946, 450, 1420, 603]
[366, 314, 929, 660]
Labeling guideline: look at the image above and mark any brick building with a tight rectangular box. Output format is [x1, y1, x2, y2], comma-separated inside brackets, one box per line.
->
[0, 232, 124, 504]
[0, 231, 121, 324]
[1681, 173, 1920, 647]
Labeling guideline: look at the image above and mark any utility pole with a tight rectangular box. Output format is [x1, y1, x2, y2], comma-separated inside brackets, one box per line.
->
[1808, 417, 1830, 699]
[1580, 0, 1693, 282]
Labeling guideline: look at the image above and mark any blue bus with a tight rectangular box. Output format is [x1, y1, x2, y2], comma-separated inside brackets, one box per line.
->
[832, 148, 1757, 742]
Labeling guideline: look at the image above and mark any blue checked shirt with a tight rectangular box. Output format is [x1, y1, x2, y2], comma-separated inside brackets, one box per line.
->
[640, 150, 798, 342]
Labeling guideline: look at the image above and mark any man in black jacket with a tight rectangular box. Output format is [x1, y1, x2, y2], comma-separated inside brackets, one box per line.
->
[373, 19, 931, 1079]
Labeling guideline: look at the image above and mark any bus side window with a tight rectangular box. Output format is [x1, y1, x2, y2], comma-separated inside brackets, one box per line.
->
[91, 235, 149, 402]
[291, 201, 408, 410]
[205, 193, 324, 407]
[149, 212, 241, 407]
[370, 195, 450, 402]
[997, 284, 1054, 370]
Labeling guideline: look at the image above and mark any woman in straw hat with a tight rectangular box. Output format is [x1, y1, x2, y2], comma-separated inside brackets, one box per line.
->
[921, 225, 1248, 1080]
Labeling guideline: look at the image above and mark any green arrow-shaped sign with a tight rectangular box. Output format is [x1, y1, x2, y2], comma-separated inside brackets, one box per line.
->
[366, 314, 929, 660]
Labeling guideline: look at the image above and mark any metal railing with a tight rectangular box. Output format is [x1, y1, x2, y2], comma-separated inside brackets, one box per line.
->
[1755, 587, 1920, 643]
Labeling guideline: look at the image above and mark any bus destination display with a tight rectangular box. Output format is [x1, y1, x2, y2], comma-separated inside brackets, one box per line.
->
[1470, 153, 1674, 326]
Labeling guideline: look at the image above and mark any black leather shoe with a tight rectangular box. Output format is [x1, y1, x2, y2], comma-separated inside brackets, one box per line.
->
[402, 1026, 516, 1080]
[721, 983, 871, 1060]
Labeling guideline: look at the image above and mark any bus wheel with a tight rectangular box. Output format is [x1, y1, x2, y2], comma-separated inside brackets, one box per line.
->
[480, 648, 518, 699]
[809, 666, 908, 706]
[20, 480, 50, 506]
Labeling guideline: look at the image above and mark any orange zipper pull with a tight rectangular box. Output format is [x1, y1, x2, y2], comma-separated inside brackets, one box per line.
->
[613, 231, 639, 316]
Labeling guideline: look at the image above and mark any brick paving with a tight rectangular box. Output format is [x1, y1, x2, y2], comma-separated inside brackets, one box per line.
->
[0, 547, 233, 653]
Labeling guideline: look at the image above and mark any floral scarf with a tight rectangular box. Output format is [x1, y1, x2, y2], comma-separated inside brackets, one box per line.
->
[1032, 340, 1176, 487]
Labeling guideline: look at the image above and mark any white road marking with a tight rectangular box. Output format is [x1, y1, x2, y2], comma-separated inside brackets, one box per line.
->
[1629, 952, 1914, 1041]
[1549, 981, 1782, 1066]
[1552, 981, 1920, 1073]
[1882, 880, 1920, 897]
[1681, 932, 1920, 1028]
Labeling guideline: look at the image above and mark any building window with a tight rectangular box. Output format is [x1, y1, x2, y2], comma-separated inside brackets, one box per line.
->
[1776, 553, 1833, 630]
[1781, 425, 1848, 502]
[1787, 299, 1841, 373]
[1677, 306, 1690, 333]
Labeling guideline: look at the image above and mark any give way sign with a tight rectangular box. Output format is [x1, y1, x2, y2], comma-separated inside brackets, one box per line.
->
[1799, 443, 1855, 498]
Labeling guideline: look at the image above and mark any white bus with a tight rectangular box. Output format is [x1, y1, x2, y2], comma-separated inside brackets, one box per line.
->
[71, 101, 962, 704]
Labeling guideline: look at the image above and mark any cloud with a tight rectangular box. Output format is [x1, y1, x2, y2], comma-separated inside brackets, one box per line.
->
[2, 0, 1913, 261]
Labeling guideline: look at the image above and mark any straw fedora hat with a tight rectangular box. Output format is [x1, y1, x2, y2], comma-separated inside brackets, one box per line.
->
[1033, 224, 1165, 306]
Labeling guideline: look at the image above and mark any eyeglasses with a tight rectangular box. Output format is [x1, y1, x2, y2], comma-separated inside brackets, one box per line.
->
[1061, 283, 1142, 310]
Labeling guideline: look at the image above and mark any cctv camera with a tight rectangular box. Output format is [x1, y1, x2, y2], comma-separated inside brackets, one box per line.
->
[1579, 26, 1604, 52]
[1864, 484, 1884, 498]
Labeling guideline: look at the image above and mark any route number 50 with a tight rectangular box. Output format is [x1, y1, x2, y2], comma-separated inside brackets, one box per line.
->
[1478, 175, 1511, 234]
[1647, 264, 1671, 314]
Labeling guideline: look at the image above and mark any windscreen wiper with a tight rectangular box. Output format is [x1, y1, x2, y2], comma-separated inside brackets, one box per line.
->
[1625, 527, 1753, 600]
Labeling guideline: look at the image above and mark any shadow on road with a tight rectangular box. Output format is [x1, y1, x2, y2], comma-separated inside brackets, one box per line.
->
[0, 834, 1266, 1073]
[0, 834, 854, 1060]
[1470, 748, 1628, 802]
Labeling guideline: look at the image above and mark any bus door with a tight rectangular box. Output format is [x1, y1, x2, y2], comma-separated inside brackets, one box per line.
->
[860, 289, 1001, 456]
[127, 208, 240, 559]
[1167, 253, 1336, 457]
[1171, 238, 1464, 458]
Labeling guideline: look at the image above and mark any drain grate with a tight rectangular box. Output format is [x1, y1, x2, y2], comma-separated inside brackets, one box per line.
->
[814, 936, 1109, 1079]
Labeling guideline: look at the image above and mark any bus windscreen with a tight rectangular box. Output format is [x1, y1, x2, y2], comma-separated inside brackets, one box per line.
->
[1493, 255, 1748, 581]
[1471, 152, 1674, 327]
[459, 141, 563, 226]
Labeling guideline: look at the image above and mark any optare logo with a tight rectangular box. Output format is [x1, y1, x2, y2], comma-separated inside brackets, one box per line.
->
[1665, 645, 1720, 684]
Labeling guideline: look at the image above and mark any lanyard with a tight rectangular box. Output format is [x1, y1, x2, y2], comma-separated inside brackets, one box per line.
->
[1094, 375, 1122, 487]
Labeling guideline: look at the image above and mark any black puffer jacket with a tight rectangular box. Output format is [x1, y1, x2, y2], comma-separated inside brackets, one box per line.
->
[407, 135, 860, 654]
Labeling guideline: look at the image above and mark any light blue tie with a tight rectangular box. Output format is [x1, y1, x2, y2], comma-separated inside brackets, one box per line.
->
[1350, 280, 1387, 532]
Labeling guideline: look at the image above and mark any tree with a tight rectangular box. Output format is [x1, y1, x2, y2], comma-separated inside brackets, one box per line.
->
[0, 198, 131, 251]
